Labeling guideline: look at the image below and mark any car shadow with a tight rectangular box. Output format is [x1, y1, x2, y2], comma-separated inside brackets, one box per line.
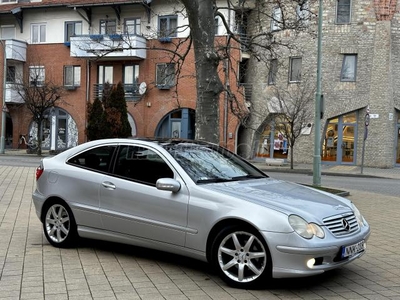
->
[75, 238, 344, 290]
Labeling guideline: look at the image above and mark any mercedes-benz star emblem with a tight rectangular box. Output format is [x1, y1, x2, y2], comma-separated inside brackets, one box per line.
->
[342, 219, 351, 231]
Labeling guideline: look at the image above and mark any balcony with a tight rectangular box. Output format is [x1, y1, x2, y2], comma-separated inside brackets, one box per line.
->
[5, 84, 24, 104]
[93, 83, 141, 102]
[70, 34, 147, 60]
[5, 39, 27, 62]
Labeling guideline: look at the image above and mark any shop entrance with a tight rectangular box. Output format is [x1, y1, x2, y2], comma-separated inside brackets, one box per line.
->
[322, 112, 357, 164]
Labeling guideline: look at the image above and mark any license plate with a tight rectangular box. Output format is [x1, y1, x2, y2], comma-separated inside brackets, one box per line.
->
[341, 240, 365, 258]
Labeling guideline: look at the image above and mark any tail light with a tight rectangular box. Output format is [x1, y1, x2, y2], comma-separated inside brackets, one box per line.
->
[36, 165, 44, 181]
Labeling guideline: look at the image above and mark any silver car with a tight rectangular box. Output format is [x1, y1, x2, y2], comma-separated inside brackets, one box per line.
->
[32, 138, 370, 288]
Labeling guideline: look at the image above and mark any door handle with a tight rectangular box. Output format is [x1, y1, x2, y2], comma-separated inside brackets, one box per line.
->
[102, 181, 116, 190]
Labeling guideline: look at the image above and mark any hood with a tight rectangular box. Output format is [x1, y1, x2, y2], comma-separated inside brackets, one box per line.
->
[203, 178, 352, 222]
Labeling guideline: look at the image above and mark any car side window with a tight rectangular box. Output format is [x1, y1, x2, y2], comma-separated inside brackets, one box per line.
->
[114, 145, 174, 185]
[67, 145, 117, 173]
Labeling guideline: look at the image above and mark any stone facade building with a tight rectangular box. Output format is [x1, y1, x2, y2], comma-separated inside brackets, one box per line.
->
[239, 0, 400, 168]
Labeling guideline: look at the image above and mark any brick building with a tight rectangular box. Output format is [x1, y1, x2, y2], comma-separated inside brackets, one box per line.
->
[0, 0, 245, 153]
[238, 0, 400, 168]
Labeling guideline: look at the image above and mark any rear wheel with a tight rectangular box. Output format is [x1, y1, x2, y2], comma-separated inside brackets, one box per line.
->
[211, 226, 272, 288]
[42, 200, 77, 248]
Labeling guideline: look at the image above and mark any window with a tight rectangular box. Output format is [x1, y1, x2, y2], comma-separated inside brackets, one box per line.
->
[100, 19, 116, 34]
[214, 17, 219, 35]
[67, 146, 117, 173]
[1, 25, 15, 39]
[124, 65, 140, 99]
[98, 66, 113, 84]
[296, 1, 310, 25]
[6, 66, 16, 83]
[31, 23, 46, 43]
[114, 145, 174, 185]
[64, 66, 81, 88]
[156, 63, 175, 89]
[268, 59, 278, 85]
[29, 66, 45, 86]
[65, 21, 82, 42]
[159, 15, 178, 38]
[271, 7, 282, 31]
[289, 57, 302, 82]
[336, 0, 351, 24]
[125, 18, 141, 35]
[340, 54, 357, 81]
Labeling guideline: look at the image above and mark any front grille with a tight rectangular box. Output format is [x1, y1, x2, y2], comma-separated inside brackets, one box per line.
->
[323, 212, 359, 237]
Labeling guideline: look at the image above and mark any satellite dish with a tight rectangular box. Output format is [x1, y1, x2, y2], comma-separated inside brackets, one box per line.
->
[139, 82, 147, 95]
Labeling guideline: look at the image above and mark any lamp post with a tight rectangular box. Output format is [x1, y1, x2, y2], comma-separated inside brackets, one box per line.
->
[0, 40, 7, 154]
[313, 0, 323, 186]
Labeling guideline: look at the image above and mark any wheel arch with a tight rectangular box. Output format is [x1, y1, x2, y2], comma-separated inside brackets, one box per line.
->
[206, 218, 263, 263]
[40, 196, 70, 222]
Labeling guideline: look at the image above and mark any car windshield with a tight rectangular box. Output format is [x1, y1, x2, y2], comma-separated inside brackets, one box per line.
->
[164, 143, 267, 184]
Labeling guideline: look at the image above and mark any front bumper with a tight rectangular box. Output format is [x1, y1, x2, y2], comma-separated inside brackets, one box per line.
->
[262, 225, 371, 278]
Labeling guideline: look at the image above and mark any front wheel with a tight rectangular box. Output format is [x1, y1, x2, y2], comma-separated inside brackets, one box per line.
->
[211, 226, 272, 289]
[42, 200, 77, 248]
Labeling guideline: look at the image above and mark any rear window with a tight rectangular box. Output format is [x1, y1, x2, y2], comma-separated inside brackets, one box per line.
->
[67, 145, 117, 173]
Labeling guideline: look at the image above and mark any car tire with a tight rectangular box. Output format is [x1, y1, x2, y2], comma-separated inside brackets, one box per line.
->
[42, 200, 78, 248]
[211, 225, 272, 289]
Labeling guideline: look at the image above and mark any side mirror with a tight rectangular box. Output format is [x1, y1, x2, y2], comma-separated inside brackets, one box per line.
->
[156, 178, 181, 193]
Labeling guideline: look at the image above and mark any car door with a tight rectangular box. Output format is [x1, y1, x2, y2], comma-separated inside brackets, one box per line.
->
[99, 144, 189, 246]
[65, 144, 117, 230]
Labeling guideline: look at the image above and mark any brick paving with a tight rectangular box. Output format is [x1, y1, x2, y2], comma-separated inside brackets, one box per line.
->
[0, 166, 399, 299]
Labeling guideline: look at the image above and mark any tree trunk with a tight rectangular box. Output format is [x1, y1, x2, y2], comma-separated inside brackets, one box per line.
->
[36, 120, 42, 156]
[180, 0, 224, 144]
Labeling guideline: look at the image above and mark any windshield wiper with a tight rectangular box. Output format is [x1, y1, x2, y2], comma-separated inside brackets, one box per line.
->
[231, 174, 267, 181]
[196, 178, 235, 184]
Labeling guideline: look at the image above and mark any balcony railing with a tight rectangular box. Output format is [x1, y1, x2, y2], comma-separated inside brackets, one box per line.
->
[5, 39, 27, 62]
[70, 34, 147, 59]
[93, 83, 141, 102]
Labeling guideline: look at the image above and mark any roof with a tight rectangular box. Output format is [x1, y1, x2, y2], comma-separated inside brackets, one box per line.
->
[0, 0, 144, 14]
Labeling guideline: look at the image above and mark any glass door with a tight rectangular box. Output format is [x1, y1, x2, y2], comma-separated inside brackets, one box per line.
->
[322, 112, 357, 164]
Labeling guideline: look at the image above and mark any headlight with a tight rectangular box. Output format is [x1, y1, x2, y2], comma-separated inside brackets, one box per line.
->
[351, 203, 366, 226]
[289, 215, 325, 239]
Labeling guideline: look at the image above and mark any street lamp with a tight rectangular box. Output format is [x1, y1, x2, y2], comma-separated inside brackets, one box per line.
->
[0, 40, 7, 154]
[313, 0, 323, 186]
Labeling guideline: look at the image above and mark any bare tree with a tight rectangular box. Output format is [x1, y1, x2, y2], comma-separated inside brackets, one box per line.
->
[268, 77, 315, 169]
[13, 66, 64, 155]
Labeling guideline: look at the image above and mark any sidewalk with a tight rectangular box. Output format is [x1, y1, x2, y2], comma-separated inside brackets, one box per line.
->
[251, 160, 400, 180]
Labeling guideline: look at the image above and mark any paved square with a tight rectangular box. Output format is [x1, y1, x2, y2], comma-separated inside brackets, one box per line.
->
[0, 166, 399, 299]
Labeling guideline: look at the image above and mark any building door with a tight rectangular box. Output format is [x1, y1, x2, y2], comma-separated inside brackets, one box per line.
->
[156, 108, 195, 139]
[322, 112, 357, 165]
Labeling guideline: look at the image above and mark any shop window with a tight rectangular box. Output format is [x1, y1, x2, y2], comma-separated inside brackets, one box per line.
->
[336, 0, 351, 24]
[256, 121, 288, 159]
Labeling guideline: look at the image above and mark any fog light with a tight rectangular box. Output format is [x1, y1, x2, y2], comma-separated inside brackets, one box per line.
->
[307, 258, 316, 269]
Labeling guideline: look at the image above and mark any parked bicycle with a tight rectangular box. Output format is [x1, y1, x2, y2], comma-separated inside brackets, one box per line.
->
[18, 135, 39, 150]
